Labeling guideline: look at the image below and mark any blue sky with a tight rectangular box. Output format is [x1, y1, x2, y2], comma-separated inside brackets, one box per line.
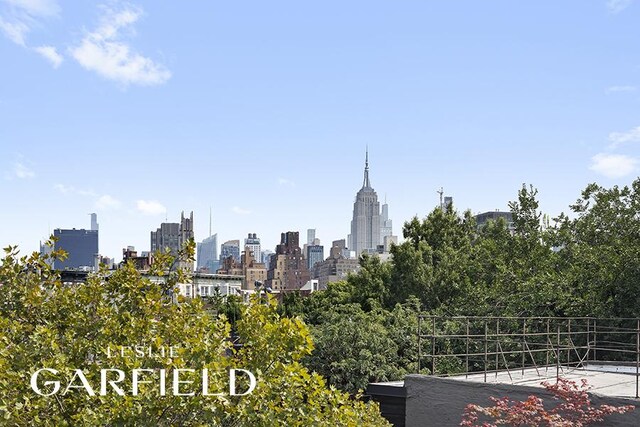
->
[2, 0, 640, 261]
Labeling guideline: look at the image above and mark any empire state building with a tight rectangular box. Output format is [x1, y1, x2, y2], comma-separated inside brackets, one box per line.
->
[348, 151, 381, 255]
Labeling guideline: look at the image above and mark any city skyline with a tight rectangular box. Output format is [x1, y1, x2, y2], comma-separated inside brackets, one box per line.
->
[2, 1, 640, 260]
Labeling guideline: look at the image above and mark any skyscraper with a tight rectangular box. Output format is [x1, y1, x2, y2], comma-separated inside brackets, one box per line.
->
[197, 234, 218, 272]
[261, 249, 275, 268]
[52, 214, 99, 271]
[197, 208, 219, 272]
[349, 150, 381, 255]
[53, 229, 99, 270]
[266, 231, 310, 292]
[151, 223, 179, 254]
[380, 200, 393, 245]
[220, 240, 241, 264]
[150, 211, 194, 270]
[306, 244, 324, 270]
[244, 233, 261, 261]
[90, 213, 99, 231]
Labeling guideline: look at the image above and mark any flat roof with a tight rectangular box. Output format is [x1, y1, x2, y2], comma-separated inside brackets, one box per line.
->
[368, 381, 405, 387]
[449, 365, 639, 400]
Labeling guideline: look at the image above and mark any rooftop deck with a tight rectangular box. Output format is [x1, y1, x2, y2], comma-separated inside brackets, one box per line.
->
[450, 364, 639, 400]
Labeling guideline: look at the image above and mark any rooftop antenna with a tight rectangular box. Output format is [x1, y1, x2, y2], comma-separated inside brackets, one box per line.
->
[437, 187, 444, 210]
[209, 206, 212, 237]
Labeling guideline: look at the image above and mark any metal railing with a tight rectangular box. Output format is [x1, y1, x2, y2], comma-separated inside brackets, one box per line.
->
[417, 316, 640, 398]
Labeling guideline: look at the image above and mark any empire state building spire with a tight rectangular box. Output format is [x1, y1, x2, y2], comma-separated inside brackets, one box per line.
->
[363, 148, 371, 188]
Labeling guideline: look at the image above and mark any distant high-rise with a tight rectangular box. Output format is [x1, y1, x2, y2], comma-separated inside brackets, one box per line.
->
[244, 233, 261, 262]
[53, 229, 99, 271]
[39, 240, 54, 267]
[380, 200, 393, 245]
[150, 211, 194, 270]
[306, 244, 324, 270]
[197, 234, 218, 272]
[261, 249, 275, 268]
[383, 235, 398, 253]
[475, 211, 514, 232]
[220, 240, 241, 264]
[50, 214, 99, 271]
[307, 229, 316, 246]
[197, 208, 219, 272]
[90, 213, 99, 231]
[151, 223, 179, 254]
[53, 227, 99, 271]
[349, 150, 381, 255]
[332, 239, 353, 259]
[313, 241, 360, 290]
[266, 231, 310, 292]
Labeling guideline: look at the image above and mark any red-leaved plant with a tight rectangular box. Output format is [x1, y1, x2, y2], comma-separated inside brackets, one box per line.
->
[460, 378, 635, 427]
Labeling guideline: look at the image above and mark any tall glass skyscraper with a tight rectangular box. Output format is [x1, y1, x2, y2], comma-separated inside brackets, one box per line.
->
[197, 234, 218, 272]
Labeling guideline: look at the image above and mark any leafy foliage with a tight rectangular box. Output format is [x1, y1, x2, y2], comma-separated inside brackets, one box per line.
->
[304, 300, 419, 393]
[0, 244, 389, 426]
[552, 180, 640, 317]
[275, 271, 423, 393]
[460, 378, 635, 427]
[389, 205, 476, 310]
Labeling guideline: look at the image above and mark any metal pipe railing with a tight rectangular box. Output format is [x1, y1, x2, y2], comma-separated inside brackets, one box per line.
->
[416, 316, 640, 398]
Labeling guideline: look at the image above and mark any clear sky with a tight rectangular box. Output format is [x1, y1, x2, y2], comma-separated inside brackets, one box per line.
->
[2, 0, 640, 261]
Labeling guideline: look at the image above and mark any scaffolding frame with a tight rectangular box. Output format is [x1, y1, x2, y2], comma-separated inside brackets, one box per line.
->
[417, 316, 640, 398]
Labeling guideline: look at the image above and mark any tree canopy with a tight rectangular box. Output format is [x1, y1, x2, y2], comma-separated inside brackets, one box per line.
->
[0, 245, 389, 426]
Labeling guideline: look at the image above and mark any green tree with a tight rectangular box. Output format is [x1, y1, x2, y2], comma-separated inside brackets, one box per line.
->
[507, 184, 557, 283]
[304, 300, 420, 394]
[294, 280, 357, 325]
[463, 184, 565, 317]
[223, 297, 389, 426]
[345, 254, 392, 311]
[389, 204, 475, 310]
[509, 184, 542, 241]
[0, 244, 389, 426]
[277, 291, 305, 318]
[283, 282, 422, 394]
[552, 179, 640, 317]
